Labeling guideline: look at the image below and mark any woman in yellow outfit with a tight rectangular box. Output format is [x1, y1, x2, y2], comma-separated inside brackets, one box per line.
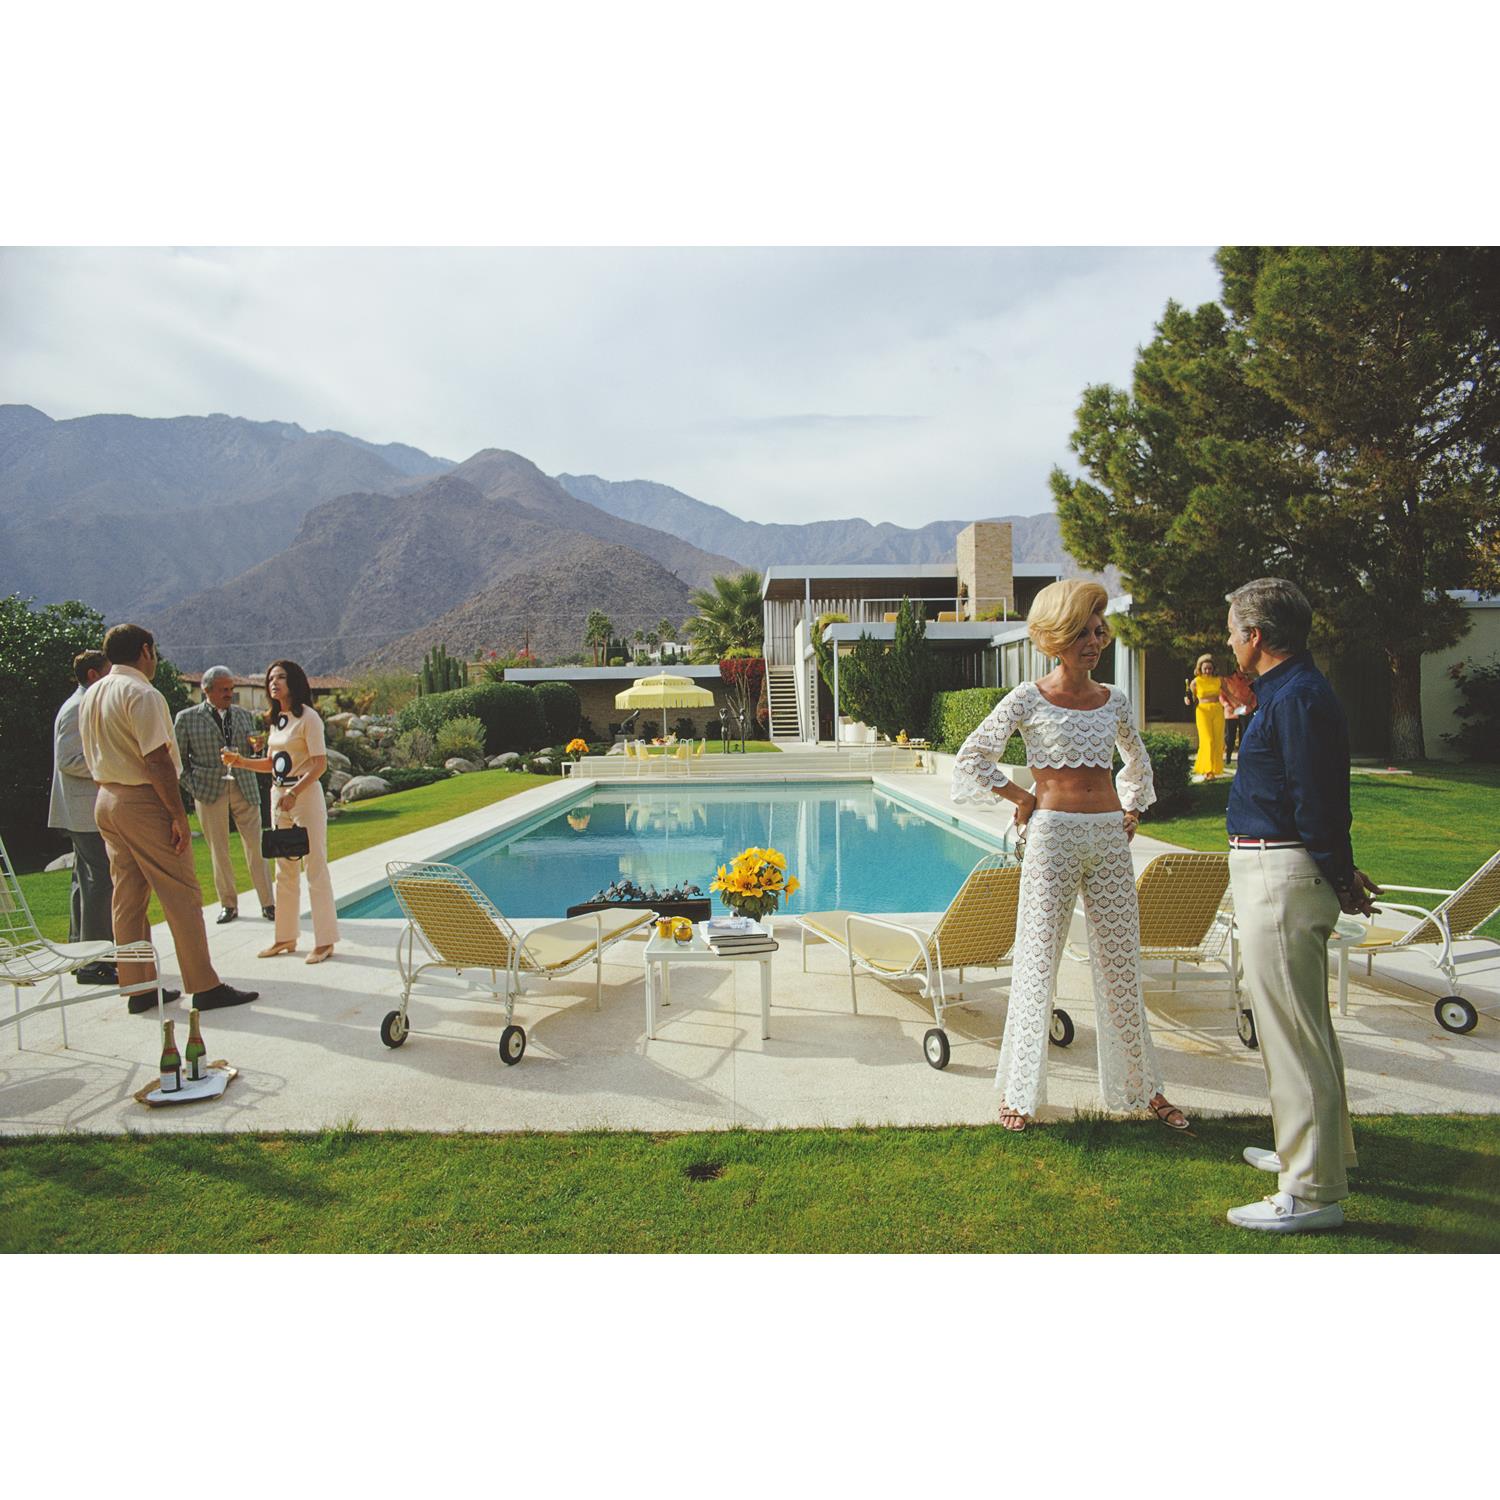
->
[1187, 653, 1225, 779]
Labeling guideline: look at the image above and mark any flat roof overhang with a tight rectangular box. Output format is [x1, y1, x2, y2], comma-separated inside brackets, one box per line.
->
[762, 559, 1067, 601]
[820, 621, 1008, 647]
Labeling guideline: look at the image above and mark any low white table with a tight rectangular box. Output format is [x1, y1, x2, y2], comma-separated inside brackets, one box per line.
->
[642, 924, 774, 1041]
[1330, 915, 1372, 1016]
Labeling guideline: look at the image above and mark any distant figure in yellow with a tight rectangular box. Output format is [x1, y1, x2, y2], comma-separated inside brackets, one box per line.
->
[1188, 653, 1225, 779]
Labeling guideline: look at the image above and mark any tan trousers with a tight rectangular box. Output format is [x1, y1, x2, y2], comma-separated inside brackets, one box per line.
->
[272, 785, 339, 948]
[95, 784, 221, 995]
[1230, 847, 1357, 1203]
[197, 780, 273, 910]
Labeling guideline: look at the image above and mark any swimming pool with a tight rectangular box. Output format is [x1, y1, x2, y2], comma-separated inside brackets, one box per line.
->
[340, 780, 1011, 920]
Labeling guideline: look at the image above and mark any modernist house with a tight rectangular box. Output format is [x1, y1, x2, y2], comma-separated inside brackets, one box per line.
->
[759, 521, 1151, 743]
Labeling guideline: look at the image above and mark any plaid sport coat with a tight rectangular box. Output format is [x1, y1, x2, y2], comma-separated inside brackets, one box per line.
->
[175, 701, 262, 804]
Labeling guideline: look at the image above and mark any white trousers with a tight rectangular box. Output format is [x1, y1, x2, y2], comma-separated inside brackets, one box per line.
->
[997, 810, 1164, 1114]
[272, 785, 339, 948]
[1230, 847, 1356, 1203]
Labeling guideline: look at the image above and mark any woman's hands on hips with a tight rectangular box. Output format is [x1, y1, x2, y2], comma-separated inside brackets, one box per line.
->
[1010, 788, 1038, 838]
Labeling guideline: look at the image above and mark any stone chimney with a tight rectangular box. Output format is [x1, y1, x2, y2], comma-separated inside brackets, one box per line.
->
[956, 522, 1013, 620]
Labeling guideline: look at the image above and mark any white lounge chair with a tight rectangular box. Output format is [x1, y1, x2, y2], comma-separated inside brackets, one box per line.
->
[1342, 850, 1500, 1034]
[383, 860, 657, 1063]
[1, 834, 162, 1047]
[795, 853, 1074, 1069]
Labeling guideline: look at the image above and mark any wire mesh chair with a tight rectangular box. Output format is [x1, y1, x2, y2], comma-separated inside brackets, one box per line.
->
[1066, 851, 1242, 1041]
[1342, 849, 1500, 1034]
[796, 852, 1074, 1070]
[1, 833, 161, 1048]
[383, 860, 657, 1064]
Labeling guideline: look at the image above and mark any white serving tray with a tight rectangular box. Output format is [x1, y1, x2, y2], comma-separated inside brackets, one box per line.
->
[134, 1060, 237, 1108]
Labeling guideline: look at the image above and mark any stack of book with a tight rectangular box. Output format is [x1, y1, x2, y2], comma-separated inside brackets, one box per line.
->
[701, 916, 779, 956]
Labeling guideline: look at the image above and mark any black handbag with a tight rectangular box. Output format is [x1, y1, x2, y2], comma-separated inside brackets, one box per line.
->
[262, 825, 310, 860]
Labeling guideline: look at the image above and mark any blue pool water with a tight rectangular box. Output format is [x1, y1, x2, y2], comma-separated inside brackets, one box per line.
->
[340, 781, 1010, 920]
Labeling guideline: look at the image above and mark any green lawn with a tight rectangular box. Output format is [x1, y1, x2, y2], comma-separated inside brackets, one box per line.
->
[16, 771, 556, 944]
[1146, 763, 1500, 938]
[3, 1114, 1494, 1253]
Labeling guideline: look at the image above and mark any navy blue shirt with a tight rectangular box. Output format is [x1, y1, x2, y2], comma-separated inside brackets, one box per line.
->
[1225, 652, 1356, 890]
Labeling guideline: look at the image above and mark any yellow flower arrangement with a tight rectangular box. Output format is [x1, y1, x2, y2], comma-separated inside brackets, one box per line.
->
[709, 845, 800, 920]
[566, 737, 589, 761]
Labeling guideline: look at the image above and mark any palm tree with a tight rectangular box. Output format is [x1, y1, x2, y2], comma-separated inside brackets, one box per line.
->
[584, 609, 613, 666]
[684, 570, 764, 662]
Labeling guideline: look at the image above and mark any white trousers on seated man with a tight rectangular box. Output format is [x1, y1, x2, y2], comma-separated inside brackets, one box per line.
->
[197, 779, 273, 913]
[1230, 846, 1357, 1204]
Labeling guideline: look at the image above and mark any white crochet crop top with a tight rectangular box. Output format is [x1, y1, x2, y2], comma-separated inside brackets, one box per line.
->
[950, 681, 1156, 813]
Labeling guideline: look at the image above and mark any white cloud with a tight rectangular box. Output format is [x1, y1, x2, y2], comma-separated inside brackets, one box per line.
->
[0, 246, 1223, 524]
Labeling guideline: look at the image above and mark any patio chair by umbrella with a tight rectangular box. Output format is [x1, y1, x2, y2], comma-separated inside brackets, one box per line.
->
[614, 673, 715, 738]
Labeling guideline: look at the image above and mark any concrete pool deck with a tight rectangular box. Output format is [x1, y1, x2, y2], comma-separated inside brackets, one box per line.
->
[4, 768, 1496, 1135]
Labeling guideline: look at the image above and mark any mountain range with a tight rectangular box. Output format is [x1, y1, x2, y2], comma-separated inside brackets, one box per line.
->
[1, 404, 1088, 675]
[556, 473, 1070, 569]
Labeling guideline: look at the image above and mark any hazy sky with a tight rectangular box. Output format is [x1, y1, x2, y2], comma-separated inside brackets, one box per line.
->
[1, 247, 1223, 525]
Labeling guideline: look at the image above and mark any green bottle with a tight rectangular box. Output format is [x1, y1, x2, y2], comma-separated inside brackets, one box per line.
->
[185, 1008, 207, 1082]
[159, 1019, 182, 1093]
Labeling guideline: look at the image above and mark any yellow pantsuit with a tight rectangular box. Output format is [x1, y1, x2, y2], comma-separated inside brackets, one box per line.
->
[1192, 674, 1225, 778]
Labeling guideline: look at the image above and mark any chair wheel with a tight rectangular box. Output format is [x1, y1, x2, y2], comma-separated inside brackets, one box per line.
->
[499, 1023, 527, 1064]
[922, 1028, 950, 1069]
[1237, 1009, 1258, 1049]
[1049, 1008, 1075, 1047]
[380, 1009, 408, 1048]
[1435, 996, 1478, 1035]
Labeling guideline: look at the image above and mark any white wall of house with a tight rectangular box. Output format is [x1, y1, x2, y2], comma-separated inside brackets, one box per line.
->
[1421, 596, 1500, 760]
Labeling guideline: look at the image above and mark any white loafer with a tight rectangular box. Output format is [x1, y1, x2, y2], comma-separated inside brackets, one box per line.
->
[1227, 1191, 1345, 1233]
[1243, 1146, 1281, 1172]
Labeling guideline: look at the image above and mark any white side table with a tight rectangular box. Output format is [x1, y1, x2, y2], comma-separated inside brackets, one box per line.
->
[642, 925, 774, 1040]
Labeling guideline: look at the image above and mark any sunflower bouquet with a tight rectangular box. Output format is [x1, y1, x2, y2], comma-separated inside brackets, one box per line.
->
[710, 846, 800, 921]
[566, 737, 589, 761]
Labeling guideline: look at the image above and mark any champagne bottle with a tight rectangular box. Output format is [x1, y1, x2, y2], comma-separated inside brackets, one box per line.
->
[160, 1019, 182, 1093]
[185, 1008, 207, 1081]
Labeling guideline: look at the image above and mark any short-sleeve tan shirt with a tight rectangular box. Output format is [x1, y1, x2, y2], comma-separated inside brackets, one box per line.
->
[80, 664, 183, 784]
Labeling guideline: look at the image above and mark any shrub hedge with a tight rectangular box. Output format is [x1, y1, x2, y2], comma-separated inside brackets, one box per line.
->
[534, 680, 582, 744]
[929, 687, 1005, 753]
[396, 682, 547, 754]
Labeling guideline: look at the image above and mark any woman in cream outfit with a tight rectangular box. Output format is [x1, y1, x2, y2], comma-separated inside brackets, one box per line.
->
[952, 580, 1188, 1133]
[222, 659, 338, 964]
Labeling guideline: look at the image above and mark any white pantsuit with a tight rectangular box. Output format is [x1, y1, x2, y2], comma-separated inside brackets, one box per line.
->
[952, 681, 1165, 1117]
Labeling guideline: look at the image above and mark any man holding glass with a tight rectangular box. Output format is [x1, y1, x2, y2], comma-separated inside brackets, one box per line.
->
[174, 665, 274, 925]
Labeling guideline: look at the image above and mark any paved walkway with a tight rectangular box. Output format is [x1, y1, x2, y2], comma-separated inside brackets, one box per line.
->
[4, 768, 1496, 1135]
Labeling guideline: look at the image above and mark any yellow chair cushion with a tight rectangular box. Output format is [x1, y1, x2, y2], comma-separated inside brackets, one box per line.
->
[518, 908, 655, 971]
[798, 912, 933, 972]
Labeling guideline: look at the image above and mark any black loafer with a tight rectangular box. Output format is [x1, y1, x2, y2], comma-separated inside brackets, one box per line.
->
[216, 908, 239, 925]
[194, 983, 259, 1010]
[76, 963, 119, 985]
[261, 905, 276, 921]
[128, 988, 181, 1014]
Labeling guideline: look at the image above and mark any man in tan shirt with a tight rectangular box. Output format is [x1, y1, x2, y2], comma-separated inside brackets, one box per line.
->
[79, 623, 258, 1015]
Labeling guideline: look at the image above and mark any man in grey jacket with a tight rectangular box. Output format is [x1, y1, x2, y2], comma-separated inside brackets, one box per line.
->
[174, 666, 274, 925]
[48, 649, 116, 983]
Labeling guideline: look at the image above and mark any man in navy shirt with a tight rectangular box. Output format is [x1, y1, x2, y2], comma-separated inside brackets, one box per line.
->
[1223, 578, 1380, 1233]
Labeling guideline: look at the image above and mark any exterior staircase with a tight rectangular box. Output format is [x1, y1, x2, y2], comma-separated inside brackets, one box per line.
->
[765, 664, 801, 742]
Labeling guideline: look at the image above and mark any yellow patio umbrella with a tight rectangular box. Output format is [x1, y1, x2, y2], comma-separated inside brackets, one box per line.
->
[614, 672, 716, 737]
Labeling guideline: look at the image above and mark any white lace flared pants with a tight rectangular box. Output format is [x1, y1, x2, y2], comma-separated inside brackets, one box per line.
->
[997, 810, 1163, 1115]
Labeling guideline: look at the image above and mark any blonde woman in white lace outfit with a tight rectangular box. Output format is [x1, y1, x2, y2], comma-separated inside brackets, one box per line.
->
[952, 580, 1188, 1133]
